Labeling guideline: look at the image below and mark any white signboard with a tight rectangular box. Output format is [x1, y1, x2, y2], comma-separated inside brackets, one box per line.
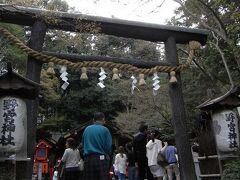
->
[0, 96, 26, 153]
[212, 110, 239, 152]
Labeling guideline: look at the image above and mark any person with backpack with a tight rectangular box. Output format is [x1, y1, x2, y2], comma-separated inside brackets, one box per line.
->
[161, 141, 180, 180]
[146, 131, 165, 180]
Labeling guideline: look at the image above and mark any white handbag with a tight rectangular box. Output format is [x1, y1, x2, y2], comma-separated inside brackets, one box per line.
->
[78, 159, 84, 171]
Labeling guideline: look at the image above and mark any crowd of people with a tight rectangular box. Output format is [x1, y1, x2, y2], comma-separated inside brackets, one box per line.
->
[55, 112, 180, 180]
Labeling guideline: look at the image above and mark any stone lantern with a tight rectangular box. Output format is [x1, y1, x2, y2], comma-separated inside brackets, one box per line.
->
[196, 87, 240, 177]
[0, 63, 40, 159]
[197, 87, 240, 153]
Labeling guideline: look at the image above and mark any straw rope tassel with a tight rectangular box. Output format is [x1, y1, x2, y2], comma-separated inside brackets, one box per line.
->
[139, 73, 146, 86]
[189, 41, 201, 50]
[80, 67, 88, 80]
[168, 41, 201, 84]
[46, 62, 55, 75]
[112, 68, 120, 80]
[169, 71, 177, 84]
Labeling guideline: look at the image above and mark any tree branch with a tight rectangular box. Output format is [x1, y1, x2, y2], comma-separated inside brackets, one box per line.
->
[178, 48, 213, 80]
[198, 0, 227, 39]
[210, 32, 234, 88]
[174, 0, 227, 40]
[178, 48, 227, 86]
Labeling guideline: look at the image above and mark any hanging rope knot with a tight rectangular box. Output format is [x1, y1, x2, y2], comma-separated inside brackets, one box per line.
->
[80, 67, 88, 80]
[169, 71, 177, 84]
[46, 62, 55, 75]
[139, 73, 146, 86]
[112, 68, 120, 80]
[0, 27, 203, 76]
[189, 41, 201, 50]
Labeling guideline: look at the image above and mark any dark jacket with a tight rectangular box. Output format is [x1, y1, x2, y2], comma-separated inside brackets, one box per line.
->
[133, 132, 147, 162]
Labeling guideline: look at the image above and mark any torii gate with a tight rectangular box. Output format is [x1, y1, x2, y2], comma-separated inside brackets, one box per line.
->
[0, 4, 208, 180]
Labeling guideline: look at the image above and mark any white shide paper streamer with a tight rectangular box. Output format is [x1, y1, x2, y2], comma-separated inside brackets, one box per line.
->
[60, 66, 69, 90]
[97, 67, 107, 88]
[152, 73, 160, 96]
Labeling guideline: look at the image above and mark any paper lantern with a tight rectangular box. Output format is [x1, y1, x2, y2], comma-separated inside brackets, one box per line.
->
[0, 96, 26, 152]
[0, 62, 40, 159]
[212, 110, 239, 152]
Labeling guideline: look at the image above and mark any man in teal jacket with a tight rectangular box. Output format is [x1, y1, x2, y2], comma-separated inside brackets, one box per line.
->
[82, 112, 112, 180]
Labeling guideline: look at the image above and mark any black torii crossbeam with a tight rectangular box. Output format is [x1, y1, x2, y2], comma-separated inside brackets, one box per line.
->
[0, 4, 208, 180]
[0, 5, 208, 44]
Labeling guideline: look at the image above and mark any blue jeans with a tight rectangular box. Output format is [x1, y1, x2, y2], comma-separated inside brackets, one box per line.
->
[128, 166, 137, 180]
[117, 172, 125, 180]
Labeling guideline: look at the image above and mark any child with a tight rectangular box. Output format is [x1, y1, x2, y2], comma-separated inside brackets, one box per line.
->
[52, 166, 58, 180]
[114, 146, 127, 180]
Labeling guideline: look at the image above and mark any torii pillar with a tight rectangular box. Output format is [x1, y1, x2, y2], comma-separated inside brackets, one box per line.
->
[165, 37, 196, 180]
[24, 21, 47, 180]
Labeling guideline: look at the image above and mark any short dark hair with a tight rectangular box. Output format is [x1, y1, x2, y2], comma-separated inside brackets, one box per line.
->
[66, 138, 77, 149]
[94, 112, 105, 121]
[126, 142, 133, 152]
[139, 124, 148, 133]
[118, 146, 124, 153]
[164, 138, 175, 145]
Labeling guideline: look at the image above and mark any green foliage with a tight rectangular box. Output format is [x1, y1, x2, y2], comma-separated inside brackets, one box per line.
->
[113, 77, 172, 134]
[47, 0, 69, 12]
[0, 23, 27, 74]
[221, 158, 240, 180]
[131, 40, 161, 60]
[55, 72, 127, 123]
[38, 67, 61, 131]
[40, 68, 61, 104]
[39, 22, 165, 132]
[158, 119, 175, 142]
[170, 0, 240, 138]
[173, 0, 240, 85]
[37, 115, 72, 131]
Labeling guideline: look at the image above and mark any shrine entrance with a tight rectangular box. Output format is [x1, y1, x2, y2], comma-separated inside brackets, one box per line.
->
[0, 4, 208, 180]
